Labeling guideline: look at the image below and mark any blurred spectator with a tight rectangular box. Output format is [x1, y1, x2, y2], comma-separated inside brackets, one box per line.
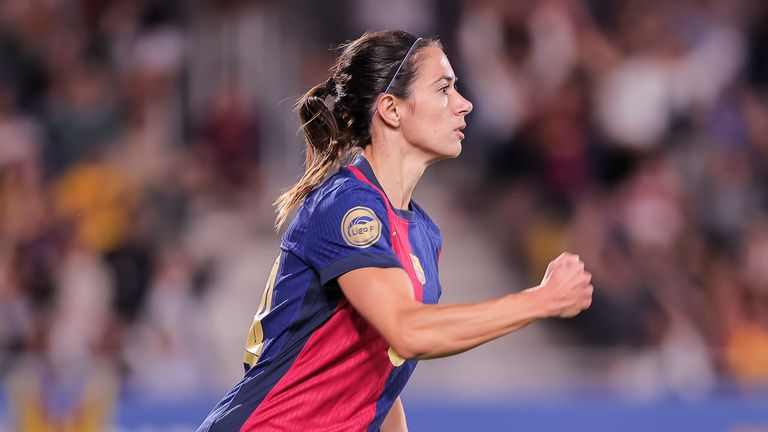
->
[123, 245, 206, 399]
[45, 60, 121, 175]
[196, 80, 261, 192]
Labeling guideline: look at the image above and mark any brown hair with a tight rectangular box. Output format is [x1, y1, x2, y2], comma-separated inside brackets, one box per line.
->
[274, 30, 441, 230]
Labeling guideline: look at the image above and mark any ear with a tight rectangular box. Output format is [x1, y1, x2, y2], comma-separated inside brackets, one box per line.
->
[374, 94, 401, 128]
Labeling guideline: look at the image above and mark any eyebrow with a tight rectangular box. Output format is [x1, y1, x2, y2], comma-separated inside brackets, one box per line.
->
[431, 75, 458, 86]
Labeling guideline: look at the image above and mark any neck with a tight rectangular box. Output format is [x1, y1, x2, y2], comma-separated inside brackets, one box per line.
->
[362, 144, 426, 211]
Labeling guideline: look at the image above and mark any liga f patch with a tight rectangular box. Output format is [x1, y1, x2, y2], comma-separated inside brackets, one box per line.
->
[341, 206, 382, 248]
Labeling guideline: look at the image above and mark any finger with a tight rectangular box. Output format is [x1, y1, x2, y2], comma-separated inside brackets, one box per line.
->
[555, 252, 569, 262]
[575, 260, 585, 271]
[557, 252, 578, 263]
[556, 265, 579, 279]
[570, 256, 583, 268]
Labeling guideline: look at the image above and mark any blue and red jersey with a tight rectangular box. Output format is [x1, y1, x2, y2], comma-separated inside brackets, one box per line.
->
[197, 155, 443, 431]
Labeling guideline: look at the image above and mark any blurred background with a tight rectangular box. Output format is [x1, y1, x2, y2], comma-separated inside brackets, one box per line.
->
[0, 0, 768, 430]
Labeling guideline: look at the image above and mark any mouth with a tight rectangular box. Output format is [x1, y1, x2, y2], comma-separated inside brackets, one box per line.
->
[454, 124, 466, 139]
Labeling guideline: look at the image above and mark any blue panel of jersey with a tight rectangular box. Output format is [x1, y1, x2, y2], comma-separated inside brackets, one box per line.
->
[283, 173, 404, 284]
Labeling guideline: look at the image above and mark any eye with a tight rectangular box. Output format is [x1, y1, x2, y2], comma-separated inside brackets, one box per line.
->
[439, 85, 449, 95]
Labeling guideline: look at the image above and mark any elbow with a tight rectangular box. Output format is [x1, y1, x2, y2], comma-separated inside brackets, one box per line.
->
[389, 342, 419, 361]
[388, 327, 428, 361]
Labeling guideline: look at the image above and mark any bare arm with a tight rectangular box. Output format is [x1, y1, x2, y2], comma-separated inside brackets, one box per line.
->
[338, 252, 592, 360]
[380, 397, 407, 432]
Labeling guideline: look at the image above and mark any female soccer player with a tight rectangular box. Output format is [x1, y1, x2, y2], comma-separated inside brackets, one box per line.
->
[197, 30, 592, 432]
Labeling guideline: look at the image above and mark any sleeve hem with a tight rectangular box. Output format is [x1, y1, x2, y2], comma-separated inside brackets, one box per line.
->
[318, 252, 403, 285]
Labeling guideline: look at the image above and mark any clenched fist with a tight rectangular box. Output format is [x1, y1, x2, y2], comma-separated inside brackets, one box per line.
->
[528, 252, 593, 318]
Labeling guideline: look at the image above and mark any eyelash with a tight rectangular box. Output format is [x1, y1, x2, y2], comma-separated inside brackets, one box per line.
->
[440, 83, 457, 95]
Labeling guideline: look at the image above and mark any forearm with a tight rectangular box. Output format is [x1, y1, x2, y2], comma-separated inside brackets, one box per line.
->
[340, 255, 591, 362]
[396, 288, 547, 360]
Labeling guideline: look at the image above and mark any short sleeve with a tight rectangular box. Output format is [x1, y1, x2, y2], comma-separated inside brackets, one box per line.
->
[301, 184, 402, 285]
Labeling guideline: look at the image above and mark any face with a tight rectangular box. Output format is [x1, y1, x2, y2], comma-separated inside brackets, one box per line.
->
[397, 46, 473, 162]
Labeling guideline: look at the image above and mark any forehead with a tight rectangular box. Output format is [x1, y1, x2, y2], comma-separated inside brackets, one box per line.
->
[413, 45, 454, 85]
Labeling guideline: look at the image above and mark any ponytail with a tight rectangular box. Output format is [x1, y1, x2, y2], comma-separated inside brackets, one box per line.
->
[274, 31, 436, 231]
[274, 81, 353, 230]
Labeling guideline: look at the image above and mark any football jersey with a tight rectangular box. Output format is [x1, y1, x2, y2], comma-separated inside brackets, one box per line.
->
[197, 155, 443, 431]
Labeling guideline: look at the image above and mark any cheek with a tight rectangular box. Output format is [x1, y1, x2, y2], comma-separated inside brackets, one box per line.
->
[414, 94, 448, 118]
[424, 102, 449, 136]
[405, 97, 451, 144]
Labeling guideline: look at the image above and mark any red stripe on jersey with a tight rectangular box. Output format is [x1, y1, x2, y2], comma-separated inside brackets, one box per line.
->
[348, 166, 424, 302]
[240, 300, 393, 430]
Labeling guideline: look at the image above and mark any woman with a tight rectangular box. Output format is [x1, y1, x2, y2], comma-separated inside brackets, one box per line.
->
[198, 30, 592, 432]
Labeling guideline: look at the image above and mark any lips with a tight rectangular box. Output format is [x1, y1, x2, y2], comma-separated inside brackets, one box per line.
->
[454, 123, 466, 139]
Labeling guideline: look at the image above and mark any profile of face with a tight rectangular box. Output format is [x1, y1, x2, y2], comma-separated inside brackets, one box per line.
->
[377, 45, 473, 163]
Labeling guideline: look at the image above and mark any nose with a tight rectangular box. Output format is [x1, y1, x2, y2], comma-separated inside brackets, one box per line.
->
[456, 91, 473, 116]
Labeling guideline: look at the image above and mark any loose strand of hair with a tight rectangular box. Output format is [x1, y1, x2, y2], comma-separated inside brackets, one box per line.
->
[274, 84, 345, 231]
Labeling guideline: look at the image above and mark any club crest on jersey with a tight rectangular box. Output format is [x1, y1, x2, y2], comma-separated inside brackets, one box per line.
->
[410, 253, 427, 284]
[341, 206, 382, 248]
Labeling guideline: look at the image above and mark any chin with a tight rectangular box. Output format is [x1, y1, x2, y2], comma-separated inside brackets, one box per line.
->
[427, 143, 462, 165]
[446, 141, 462, 159]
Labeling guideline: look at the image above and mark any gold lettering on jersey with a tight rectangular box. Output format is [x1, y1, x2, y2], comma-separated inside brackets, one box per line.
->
[410, 253, 426, 284]
[388, 346, 406, 367]
[244, 252, 281, 369]
[341, 206, 382, 248]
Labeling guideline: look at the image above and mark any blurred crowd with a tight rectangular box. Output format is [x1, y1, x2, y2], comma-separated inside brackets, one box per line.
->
[0, 2, 270, 424]
[0, 0, 767, 427]
[455, 0, 768, 393]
